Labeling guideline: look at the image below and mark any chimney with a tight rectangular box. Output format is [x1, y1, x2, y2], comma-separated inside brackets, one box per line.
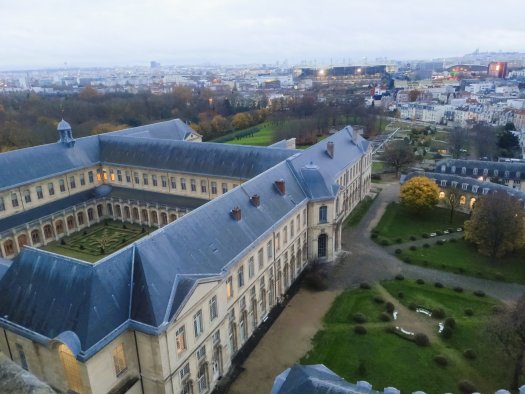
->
[326, 141, 335, 158]
[250, 194, 260, 207]
[231, 207, 242, 221]
[275, 179, 286, 194]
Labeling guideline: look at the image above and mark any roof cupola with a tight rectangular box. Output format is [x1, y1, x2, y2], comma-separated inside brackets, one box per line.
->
[57, 119, 75, 147]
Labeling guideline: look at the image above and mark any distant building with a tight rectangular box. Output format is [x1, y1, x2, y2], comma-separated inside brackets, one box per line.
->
[488, 62, 508, 78]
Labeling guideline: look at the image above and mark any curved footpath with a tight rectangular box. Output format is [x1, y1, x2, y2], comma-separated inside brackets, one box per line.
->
[334, 181, 525, 303]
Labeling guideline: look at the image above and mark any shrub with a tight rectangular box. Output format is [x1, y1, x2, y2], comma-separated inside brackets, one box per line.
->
[379, 312, 391, 322]
[100, 247, 105, 254]
[395, 249, 402, 255]
[436, 230, 443, 236]
[434, 282, 444, 288]
[353, 312, 367, 324]
[423, 260, 430, 266]
[423, 243, 430, 248]
[396, 237, 403, 244]
[403, 256, 412, 263]
[380, 239, 390, 246]
[448, 228, 455, 233]
[104, 220, 109, 226]
[141, 227, 146, 233]
[408, 302, 417, 311]
[409, 245, 417, 251]
[453, 286, 463, 293]
[464, 308, 474, 316]
[79, 245, 85, 250]
[122, 224, 128, 229]
[60, 239, 66, 245]
[410, 235, 417, 241]
[458, 267, 465, 274]
[304, 264, 329, 291]
[371, 233, 378, 239]
[458, 379, 476, 393]
[437, 240, 445, 246]
[395, 274, 404, 281]
[373, 295, 385, 304]
[432, 308, 446, 319]
[444, 317, 456, 329]
[495, 272, 505, 281]
[359, 282, 371, 290]
[463, 349, 477, 360]
[441, 326, 453, 339]
[422, 233, 429, 238]
[83, 230, 88, 235]
[121, 238, 127, 244]
[414, 333, 429, 347]
[384, 325, 396, 333]
[434, 354, 448, 366]
[450, 238, 457, 243]
[385, 302, 395, 314]
[397, 292, 404, 299]
[416, 279, 425, 285]
[354, 325, 367, 335]
[473, 290, 485, 297]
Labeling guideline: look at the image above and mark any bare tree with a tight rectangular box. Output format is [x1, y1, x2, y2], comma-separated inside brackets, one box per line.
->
[447, 127, 469, 159]
[380, 140, 416, 177]
[443, 188, 462, 223]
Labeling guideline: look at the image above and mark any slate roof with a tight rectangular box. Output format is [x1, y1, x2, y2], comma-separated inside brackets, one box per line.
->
[105, 119, 198, 141]
[435, 159, 525, 180]
[0, 124, 370, 361]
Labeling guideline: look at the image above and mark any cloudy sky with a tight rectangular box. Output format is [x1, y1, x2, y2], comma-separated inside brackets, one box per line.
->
[1, 0, 524, 69]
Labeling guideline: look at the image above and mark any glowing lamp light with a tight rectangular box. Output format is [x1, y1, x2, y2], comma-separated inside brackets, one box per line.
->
[318, 69, 325, 76]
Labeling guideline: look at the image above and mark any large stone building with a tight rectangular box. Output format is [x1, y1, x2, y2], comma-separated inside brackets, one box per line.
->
[0, 119, 372, 394]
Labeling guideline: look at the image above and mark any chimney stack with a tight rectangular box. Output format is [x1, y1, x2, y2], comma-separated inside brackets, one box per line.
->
[326, 141, 335, 158]
[275, 179, 286, 194]
[250, 194, 260, 207]
[231, 207, 242, 221]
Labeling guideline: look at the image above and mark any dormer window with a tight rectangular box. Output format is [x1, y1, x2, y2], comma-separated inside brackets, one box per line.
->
[461, 167, 466, 174]
[473, 168, 478, 175]
[451, 166, 456, 173]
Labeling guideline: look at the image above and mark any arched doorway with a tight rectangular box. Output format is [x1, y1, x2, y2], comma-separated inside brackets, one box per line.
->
[43, 224, 53, 239]
[55, 220, 64, 235]
[66, 216, 75, 231]
[161, 212, 168, 225]
[17, 234, 28, 249]
[31, 229, 41, 245]
[3, 240, 14, 256]
[318, 234, 327, 258]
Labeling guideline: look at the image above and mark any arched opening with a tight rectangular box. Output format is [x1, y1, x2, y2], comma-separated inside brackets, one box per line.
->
[55, 220, 64, 235]
[151, 211, 158, 225]
[283, 263, 289, 288]
[239, 310, 248, 343]
[87, 208, 94, 222]
[141, 209, 149, 223]
[31, 229, 41, 245]
[459, 195, 466, 205]
[170, 213, 177, 222]
[290, 257, 295, 280]
[58, 343, 83, 394]
[66, 216, 75, 230]
[318, 233, 328, 258]
[470, 197, 476, 209]
[439, 191, 445, 199]
[96, 204, 104, 218]
[44, 224, 53, 239]
[124, 206, 131, 220]
[107, 203, 113, 217]
[228, 321, 238, 354]
[212, 345, 223, 381]
[17, 234, 28, 249]
[132, 208, 139, 221]
[197, 363, 209, 394]
[3, 240, 14, 256]
[115, 205, 122, 218]
[77, 212, 84, 226]
[161, 212, 168, 225]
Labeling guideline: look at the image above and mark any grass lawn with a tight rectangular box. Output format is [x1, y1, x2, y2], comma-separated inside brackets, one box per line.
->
[42, 220, 152, 262]
[225, 122, 275, 146]
[372, 161, 385, 173]
[374, 203, 468, 243]
[301, 281, 513, 393]
[345, 196, 376, 228]
[400, 238, 525, 284]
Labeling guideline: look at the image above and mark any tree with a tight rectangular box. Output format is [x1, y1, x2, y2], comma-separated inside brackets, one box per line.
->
[231, 112, 252, 130]
[464, 193, 525, 257]
[497, 130, 520, 158]
[443, 188, 462, 223]
[400, 176, 439, 213]
[472, 124, 497, 159]
[380, 140, 416, 177]
[448, 127, 469, 159]
[486, 295, 525, 390]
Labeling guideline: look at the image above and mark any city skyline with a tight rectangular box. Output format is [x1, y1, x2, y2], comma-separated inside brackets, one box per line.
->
[1, 0, 524, 70]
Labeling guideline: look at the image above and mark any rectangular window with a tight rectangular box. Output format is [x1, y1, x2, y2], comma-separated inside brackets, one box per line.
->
[238, 266, 245, 288]
[303, 209, 307, 226]
[103, 170, 108, 181]
[267, 241, 273, 260]
[176, 326, 186, 354]
[69, 176, 76, 189]
[125, 171, 131, 183]
[134, 172, 140, 184]
[179, 363, 190, 380]
[201, 180, 207, 193]
[211, 181, 217, 194]
[80, 173, 86, 186]
[196, 345, 206, 361]
[283, 226, 288, 244]
[16, 343, 28, 370]
[116, 170, 122, 182]
[226, 276, 233, 300]
[88, 171, 94, 183]
[190, 179, 196, 192]
[296, 215, 300, 231]
[276, 233, 280, 251]
[161, 176, 167, 188]
[23, 189, 31, 203]
[209, 295, 218, 321]
[109, 169, 115, 181]
[171, 176, 177, 189]
[257, 248, 264, 270]
[48, 182, 55, 196]
[193, 310, 204, 337]
[222, 183, 228, 194]
[59, 179, 66, 192]
[0, 197, 4, 211]
[290, 221, 294, 238]
[248, 257, 255, 278]
[152, 175, 158, 187]
[97, 169, 102, 181]
[181, 178, 186, 190]
[36, 186, 43, 199]
[113, 344, 127, 377]
[212, 330, 220, 344]
[143, 174, 149, 186]
[319, 206, 327, 223]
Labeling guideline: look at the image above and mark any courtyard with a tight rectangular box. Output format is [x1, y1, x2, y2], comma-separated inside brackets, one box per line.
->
[41, 220, 153, 262]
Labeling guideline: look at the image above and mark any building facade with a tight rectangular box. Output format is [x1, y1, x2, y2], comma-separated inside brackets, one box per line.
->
[0, 120, 371, 394]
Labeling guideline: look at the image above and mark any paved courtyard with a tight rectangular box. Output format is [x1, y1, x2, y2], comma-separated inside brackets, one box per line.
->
[227, 181, 525, 393]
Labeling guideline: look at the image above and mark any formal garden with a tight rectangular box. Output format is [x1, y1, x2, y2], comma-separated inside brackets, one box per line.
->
[42, 220, 153, 262]
[301, 279, 513, 393]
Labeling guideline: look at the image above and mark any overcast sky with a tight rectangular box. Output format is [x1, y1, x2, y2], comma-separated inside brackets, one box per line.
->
[1, 0, 524, 70]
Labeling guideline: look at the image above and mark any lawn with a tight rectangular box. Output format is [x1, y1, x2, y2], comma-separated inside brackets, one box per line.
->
[301, 281, 513, 393]
[374, 203, 468, 243]
[42, 220, 152, 262]
[224, 122, 276, 146]
[345, 196, 376, 228]
[400, 238, 525, 284]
